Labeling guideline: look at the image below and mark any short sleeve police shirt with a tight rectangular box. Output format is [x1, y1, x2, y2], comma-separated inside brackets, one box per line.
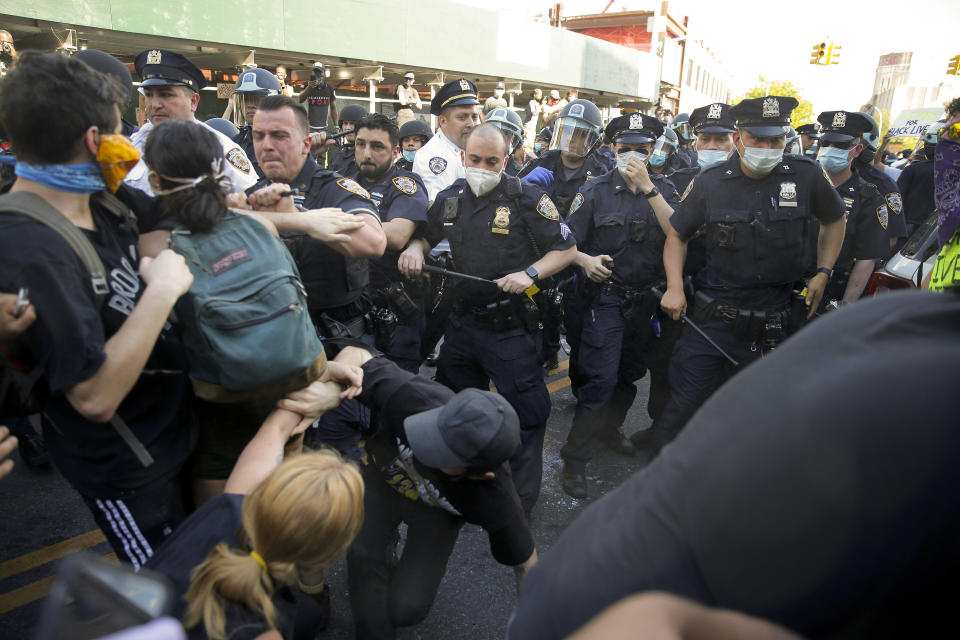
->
[412, 129, 464, 202]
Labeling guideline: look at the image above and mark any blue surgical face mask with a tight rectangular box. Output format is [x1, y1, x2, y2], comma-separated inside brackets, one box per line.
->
[616, 150, 647, 173]
[740, 145, 783, 175]
[402, 149, 416, 163]
[15, 161, 107, 194]
[697, 149, 729, 169]
[649, 150, 668, 167]
[817, 146, 852, 173]
[534, 142, 546, 154]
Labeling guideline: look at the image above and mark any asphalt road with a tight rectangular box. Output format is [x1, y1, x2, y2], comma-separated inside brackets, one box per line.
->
[0, 358, 657, 639]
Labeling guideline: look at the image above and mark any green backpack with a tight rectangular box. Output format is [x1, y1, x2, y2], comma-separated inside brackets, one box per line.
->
[169, 211, 326, 403]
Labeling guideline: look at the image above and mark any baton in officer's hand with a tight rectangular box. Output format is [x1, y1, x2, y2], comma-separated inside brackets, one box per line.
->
[422, 264, 498, 286]
[649, 287, 739, 367]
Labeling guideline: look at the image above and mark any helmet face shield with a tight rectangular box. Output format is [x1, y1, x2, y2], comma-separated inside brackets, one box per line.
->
[233, 92, 264, 125]
[672, 121, 692, 141]
[552, 116, 601, 157]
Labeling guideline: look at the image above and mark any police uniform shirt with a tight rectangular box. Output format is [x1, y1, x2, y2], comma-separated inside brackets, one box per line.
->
[671, 153, 843, 306]
[668, 166, 699, 196]
[233, 125, 264, 179]
[857, 161, 906, 240]
[413, 128, 465, 201]
[247, 155, 380, 311]
[896, 158, 935, 226]
[346, 163, 429, 288]
[126, 120, 258, 196]
[829, 171, 891, 271]
[328, 143, 357, 176]
[425, 177, 576, 301]
[517, 149, 609, 217]
[505, 156, 523, 177]
[567, 170, 679, 287]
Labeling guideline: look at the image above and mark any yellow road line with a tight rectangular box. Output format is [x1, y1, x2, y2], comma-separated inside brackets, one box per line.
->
[547, 377, 571, 394]
[0, 529, 105, 581]
[0, 553, 116, 615]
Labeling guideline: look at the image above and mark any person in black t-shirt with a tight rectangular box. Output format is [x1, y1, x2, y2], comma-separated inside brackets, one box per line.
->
[332, 346, 537, 640]
[0, 52, 196, 567]
[298, 62, 338, 133]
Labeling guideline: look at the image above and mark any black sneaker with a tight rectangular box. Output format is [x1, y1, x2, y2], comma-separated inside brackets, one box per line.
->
[601, 429, 637, 456]
[17, 430, 50, 468]
[561, 464, 588, 499]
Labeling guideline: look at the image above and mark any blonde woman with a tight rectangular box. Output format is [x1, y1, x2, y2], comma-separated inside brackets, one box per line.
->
[145, 378, 364, 640]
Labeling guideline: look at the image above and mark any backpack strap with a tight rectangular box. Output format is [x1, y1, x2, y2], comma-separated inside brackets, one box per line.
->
[0, 191, 109, 306]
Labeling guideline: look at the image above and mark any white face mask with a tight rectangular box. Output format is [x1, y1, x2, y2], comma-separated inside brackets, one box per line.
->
[697, 149, 729, 170]
[616, 150, 647, 173]
[740, 144, 783, 174]
[464, 166, 502, 196]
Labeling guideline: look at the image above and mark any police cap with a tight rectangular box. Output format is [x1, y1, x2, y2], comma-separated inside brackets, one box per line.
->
[731, 95, 798, 137]
[817, 110, 873, 143]
[606, 113, 663, 144]
[430, 78, 480, 116]
[134, 49, 206, 93]
[690, 102, 735, 134]
[795, 123, 821, 138]
[536, 127, 553, 142]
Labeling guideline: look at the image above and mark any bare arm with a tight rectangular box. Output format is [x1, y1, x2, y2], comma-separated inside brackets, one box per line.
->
[660, 228, 688, 320]
[137, 229, 171, 259]
[65, 250, 193, 422]
[495, 245, 578, 295]
[224, 408, 311, 495]
[842, 259, 876, 302]
[326, 213, 386, 258]
[806, 216, 845, 317]
[329, 101, 339, 130]
[382, 218, 417, 251]
[397, 237, 431, 277]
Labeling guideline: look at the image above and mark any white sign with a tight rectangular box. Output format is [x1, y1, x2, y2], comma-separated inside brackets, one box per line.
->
[888, 107, 945, 139]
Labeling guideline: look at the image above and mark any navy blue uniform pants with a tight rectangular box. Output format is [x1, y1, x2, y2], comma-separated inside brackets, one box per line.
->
[436, 312, 550, 512]
[560, 293, 654, 470]
[383, 308, 426, 374]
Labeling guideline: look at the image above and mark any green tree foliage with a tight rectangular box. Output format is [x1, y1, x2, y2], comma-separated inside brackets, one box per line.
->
[733, 76, 816, 129]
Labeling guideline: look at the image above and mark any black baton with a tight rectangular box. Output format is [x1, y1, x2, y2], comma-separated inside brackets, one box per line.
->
[422, 264, 498, 286]
[650, 287, 739, 367]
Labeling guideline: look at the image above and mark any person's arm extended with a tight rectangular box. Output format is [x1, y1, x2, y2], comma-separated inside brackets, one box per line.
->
[843, 259, 876, 302]
[807, 216, 845, 317]
[494, 246, 578, 294]
[397, 237, 432, 277]
[660, 228, 688, 320]
[383, 218, 417, 252]
[224, 408, 310, 495]
[65, 250, 193, 423]
[513, 548, 538, 592]
[325, 213, 386, 258]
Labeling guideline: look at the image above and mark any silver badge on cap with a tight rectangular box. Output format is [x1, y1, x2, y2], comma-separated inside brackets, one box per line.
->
[629, 113, 642, 129]
[762, 97, 780, 118]
[459, 79, 470, 91]
[708, 103, 723, 119]
[832, 111, 847, 128]
[146, 50, 163, 65]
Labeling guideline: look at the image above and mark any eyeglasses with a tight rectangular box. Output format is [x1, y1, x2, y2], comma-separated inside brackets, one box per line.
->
[819, 139, 857, 150]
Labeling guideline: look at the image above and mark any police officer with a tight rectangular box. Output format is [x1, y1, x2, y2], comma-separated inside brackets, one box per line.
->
[670, 113, 697, 168]
[485, 107, 526, 175]
[235, 94, 385, 460]
[853, 111, 907, 249]
[231, 67, 282, 179]
[796, 123, 821, 157]
[126, 49, 257, 196]
[648, 127, 685, 176]
[328, 103, 369, 175]
[399, 123, 577, 512]
[897, 121, 942, 232]
[646, 96, 846, 451]
[813, 110, 890, 306]
[667, 102, 737, 195]
[559, 114, 679, 498]
[344, 114, 429, 372]
[413, 78, 481, 201]
[396, 119, 433, 171]
[518, 99, 609, 370]
[533, 126, 553, 158]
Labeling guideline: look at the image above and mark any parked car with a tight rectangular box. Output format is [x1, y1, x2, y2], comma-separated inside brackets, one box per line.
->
[864, 211, 939, 295]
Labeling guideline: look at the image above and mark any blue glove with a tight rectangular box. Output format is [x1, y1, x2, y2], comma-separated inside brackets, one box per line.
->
[524, 166, 555, 187]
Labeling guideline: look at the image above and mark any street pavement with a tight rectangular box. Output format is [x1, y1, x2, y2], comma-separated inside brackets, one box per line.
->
[0, 358, 659, 639]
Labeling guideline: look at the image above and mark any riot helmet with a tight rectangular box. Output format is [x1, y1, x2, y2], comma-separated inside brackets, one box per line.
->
[550, 99, 603, 157]
[205, 117, 240, 140]
[485, 108, 524, 154]
[399, 119, 433, 145]
[671, 113, 693, 143]
[232, 67, 281, 125]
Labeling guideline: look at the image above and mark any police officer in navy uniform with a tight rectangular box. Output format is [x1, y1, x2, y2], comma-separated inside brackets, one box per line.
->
[813, 110, 890, 307]
[853, 111, 906, 249]
[670, 113, 697, 168]
[645, 96, 846, 451]
[329, 103, 369, 176]
[485, 107, 526, 176]
[667, 103, 737, 195]
[796, 122, 821, 157]
[396, 119, 433, 172]
[399, 123, 577, 512]
[558, 113, 679, 498]
[343, 113, 430, 373]
[231, 67, 282, 179]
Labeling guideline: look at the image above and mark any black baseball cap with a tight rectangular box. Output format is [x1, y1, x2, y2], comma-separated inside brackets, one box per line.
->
[403, 388, 520, 469]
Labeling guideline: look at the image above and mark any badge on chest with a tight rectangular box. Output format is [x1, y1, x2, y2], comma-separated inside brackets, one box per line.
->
[493, 206, 511, 234]
[778, 181, 797, 207]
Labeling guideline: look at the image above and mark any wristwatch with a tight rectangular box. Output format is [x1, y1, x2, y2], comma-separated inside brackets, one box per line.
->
[525, 266, 540, 282]
[643, 186, 660, 199]
[816, 267, 833, 278]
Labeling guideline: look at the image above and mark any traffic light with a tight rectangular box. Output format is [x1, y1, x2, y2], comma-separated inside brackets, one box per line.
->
[810, 42, 826, 65]
[948, 55, 960, 76]
[826, 43, 841, 65]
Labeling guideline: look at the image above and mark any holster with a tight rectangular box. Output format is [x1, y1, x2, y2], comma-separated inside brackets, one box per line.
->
[318, 313, 367, 340]
[733, 309, 765, 342]
[692, 290, 719, 324]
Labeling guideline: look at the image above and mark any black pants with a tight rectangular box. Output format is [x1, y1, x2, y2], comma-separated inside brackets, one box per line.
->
[347, 462, 463, 639]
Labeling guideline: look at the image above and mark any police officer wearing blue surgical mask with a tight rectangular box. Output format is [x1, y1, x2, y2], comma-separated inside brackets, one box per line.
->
[812, 110, 890, 308]
[638, 96, 845, 453]
[396, 119, 433, 171]
[558, 113, 679, 498]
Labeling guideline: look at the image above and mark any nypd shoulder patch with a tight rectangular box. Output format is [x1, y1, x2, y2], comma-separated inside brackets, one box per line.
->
[428, 157, 448, 175]
[536, 194, 559, 220]
[568, 192, 585, 216]
[877, 204, 889, 230]
[225, 148, 251, 174]
[393, 175, 418, 195]
[680, 177, 696, 203]
[886, 192, 903, 214]
[337, 177, 371, 199]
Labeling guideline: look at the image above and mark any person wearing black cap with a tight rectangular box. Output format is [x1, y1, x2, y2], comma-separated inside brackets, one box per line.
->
[853, 110, 906, 249]
[645, 96, 845, 452]
[125, 49, 257, 197]
[396, 118, 433, 171]
[484, 81, 509, 112]
[399, 123, 577, 512]
[796, 122, 821, 157]
[558, 113, 680, 498]
[533, 126, 553, 157]
[413, 77, 481, 201]
[298, 62, 338, 135]
[332, 346, 537, 639]
[812, 110, 889, 307]
[328, 103, 368, 175]
[669, 113, 697, 168]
